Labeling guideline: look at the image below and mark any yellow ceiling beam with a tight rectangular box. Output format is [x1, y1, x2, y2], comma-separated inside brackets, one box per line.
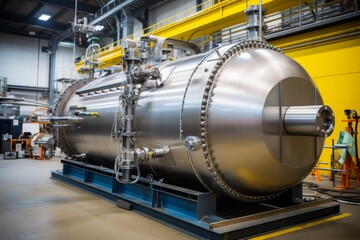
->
[149, 0, 299, 40]
[75, 0, 300, 72]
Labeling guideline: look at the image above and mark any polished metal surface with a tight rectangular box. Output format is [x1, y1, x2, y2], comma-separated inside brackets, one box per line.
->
[53, 78, 120, 167]
[284, 105, 334, 137]
[245, 5, 266, 41]
[30, 132, 56, 158]
[53, 40, 333, 201]
[32, 133, 55, 146]
[75, 72, 127, 95]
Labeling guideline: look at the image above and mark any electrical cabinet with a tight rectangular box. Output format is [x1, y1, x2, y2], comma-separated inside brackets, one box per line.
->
[0, 119, 23, 153]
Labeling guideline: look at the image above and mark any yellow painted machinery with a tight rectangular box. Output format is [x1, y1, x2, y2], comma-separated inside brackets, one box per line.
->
[74, 0, 300, 73]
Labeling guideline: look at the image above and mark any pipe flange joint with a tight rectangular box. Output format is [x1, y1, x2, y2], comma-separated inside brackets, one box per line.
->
[184, 136, 201, 151]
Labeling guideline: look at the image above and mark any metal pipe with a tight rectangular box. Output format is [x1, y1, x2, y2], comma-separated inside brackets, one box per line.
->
[284, 105, 334, 137]
[90, 0, 134, 26]
[48, 45, 57, 105]
[116, 16, 121, 41]
[7, 84, 48, 92]
[114, 43, 141, 184]
[0, 97, 50, 107]
[47, 116, 83, 122]
[36, 38, 40, 103]
[298, 0, 302, 28]
[259, 0, 262, 40]
[0, 77, 7, 97]
[313, 167, 347, 172]
[52, 124, 71, 127]
[0, 102, 49, 108]
[75, 81, 127, 95]
[331, 138, 335, 186]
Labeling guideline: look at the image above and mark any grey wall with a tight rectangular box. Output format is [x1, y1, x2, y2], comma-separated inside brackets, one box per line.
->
[0, 0, 203, 115]
[55, 45, 86, 81]
[0, 32, 49, 88]
[148, 0, 196, 25]
[132, 0, 197, 38]
[133, 18, 143, 38]
[0, 0, 204, 89]
[0, 32, 86, 88]
[0, 32, 86, 115]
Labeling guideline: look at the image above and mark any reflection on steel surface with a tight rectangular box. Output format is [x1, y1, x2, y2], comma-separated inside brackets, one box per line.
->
[52, 40, 334, 202]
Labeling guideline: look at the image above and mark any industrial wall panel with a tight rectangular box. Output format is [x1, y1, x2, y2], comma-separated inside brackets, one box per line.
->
[274, 27, 360, 174]
[0, 32, 49, 88]
[55, 45, 86, 80]
[133, 18, 143, 38]
[0, 32, 86, 87]
[148, 0, 196, 26]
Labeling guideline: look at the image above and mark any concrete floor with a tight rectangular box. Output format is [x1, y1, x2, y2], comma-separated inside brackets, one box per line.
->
[0, 157, 359, 240]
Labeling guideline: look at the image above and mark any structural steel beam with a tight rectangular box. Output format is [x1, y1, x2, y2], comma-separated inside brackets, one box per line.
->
[0, 26, 51, 39]
[90, 0, 134, 26]
[132, 0, 162, 16]
[50, 0, 135, 44]
[27, 3, 44, 18]
[30, 0, 98, 13]
[95, 0, 117, 37]
[0, 11, 68, 31]
[121, 8, 134, 37]
[8, 85, 49, 93]
[136, 15, 148, 28]
[50, 27, 72, 44]
[148, 0, 300, 40]
[74, 0, 301, 72]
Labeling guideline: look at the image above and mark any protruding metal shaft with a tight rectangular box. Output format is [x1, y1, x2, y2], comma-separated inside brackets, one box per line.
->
[284, 105, 335, 137]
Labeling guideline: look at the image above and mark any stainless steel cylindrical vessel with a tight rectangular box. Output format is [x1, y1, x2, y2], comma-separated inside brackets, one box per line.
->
[53, 41, 334, 202]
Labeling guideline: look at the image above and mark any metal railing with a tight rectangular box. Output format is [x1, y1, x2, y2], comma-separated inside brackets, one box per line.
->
[141, 0, 215, 35]
[76, 0, 359, 69]
[192, 0, 360, 51]
[76, 0, 220, 66]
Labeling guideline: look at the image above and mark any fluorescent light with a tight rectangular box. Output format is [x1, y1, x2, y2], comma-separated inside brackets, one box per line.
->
[38, 14, 51, 21]
[94, 25, 104, 31]
[58, 42, 75, 48]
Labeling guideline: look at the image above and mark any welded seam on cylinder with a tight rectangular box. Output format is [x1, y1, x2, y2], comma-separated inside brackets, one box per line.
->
[179, 49, 218, 140]
[279, 81, 283, 164]
[314, 86, 318, 160]
[186, 151, 213, 192]
[51, 79, 92, 157]
[200, 40, 283, 202]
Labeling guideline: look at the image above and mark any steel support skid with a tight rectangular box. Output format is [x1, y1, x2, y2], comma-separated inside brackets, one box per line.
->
[52, 159, 340, 240]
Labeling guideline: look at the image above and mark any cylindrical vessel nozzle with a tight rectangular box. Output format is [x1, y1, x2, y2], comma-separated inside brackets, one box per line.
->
[284, 105, 334, 137]
[121, 169, 132, 182]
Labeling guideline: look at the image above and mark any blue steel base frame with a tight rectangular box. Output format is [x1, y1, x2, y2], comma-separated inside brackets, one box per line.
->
[51, 159, 340, 240]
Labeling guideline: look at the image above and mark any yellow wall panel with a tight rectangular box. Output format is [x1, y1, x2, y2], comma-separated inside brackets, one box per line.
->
[281, 35, 360, 174]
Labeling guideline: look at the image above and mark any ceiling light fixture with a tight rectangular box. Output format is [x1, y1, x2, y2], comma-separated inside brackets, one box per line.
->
[38, 14, 51, 21]
[58, 42, 75, 48]
[94, 25, 104, 31]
